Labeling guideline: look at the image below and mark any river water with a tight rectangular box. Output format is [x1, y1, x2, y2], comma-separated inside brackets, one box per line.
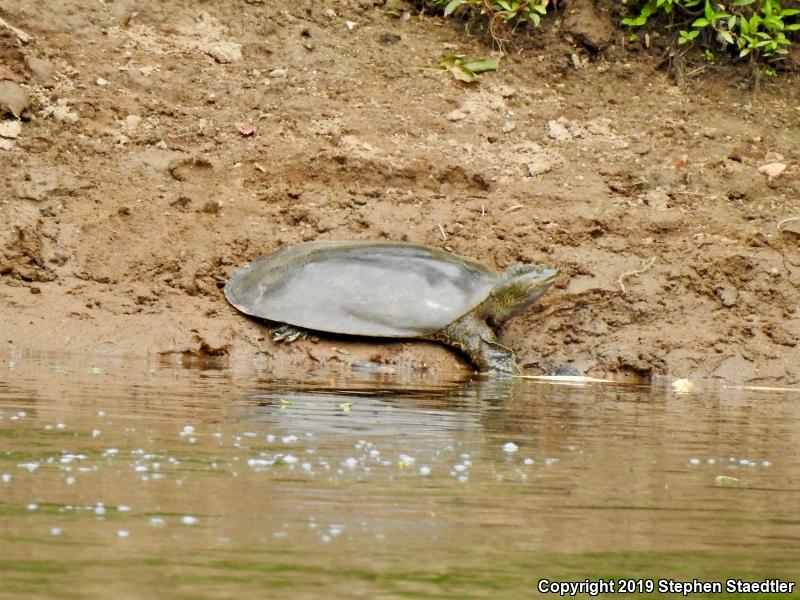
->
[1, 354, 799, 598]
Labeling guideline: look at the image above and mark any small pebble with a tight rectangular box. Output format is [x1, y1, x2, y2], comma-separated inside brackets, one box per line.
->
[181, 516, 198, 526]
[502, 442, 518, 453]
[117, 530, 130, 538]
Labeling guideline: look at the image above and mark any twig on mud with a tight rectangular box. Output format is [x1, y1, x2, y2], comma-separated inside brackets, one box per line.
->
[0, 17, 32, 43]
[437, 223, 447, 241]
[618, 256, 657, 295]
[503, 204, 524, 214]
[777, 216, 800, 231]
[685, 66, 707, 78]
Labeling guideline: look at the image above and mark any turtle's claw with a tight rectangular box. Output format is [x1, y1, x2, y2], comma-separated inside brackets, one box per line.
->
[272, 325, 306, 343]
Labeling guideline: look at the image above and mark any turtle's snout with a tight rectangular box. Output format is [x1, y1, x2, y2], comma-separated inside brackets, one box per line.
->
[522, 265, 558, 290]
[539, 267, 559, 287]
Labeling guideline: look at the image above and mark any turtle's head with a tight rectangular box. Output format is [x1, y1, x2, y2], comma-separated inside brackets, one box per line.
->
[487, 263, 558, 326]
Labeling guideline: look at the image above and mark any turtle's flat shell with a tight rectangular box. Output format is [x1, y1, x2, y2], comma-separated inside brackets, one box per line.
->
[224, 241, 499, 337]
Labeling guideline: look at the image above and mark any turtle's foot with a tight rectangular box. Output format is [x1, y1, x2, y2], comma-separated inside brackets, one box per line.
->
[479, 341, 521, 376]
[272, 324, 306, 343]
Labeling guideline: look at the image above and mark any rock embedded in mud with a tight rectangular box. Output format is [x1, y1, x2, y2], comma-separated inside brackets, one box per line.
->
[445, 109, 466, 122]
[203, 41, 242, 63]
[0, 119, 22, 139]
[0, 80, 29, 118]
[715, 284, 738, 308]
[547, 119, 571, 141]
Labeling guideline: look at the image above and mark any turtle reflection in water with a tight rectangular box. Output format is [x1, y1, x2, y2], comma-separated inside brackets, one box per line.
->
[223, 241, 558, 375]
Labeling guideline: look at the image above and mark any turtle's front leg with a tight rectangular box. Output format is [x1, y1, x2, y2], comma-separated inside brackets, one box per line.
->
[434, 313, 520, 376]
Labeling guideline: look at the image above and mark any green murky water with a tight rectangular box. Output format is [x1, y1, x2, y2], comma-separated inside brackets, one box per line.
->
[1, 354, 799, 599]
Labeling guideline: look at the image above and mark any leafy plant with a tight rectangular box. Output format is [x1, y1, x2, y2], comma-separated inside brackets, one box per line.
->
[432, 0, 551, 43]
[623, 0, 800, 59]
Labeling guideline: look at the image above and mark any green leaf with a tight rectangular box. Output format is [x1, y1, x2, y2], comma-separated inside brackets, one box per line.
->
[728, 15, 736, 29]
[787, 23, 800, 30]
[622, 15, 647, 26]
[463, 58, 500, 73]
[443, 0, 465, 16]
[740, 46, 752, 56]
[704, 0, 714, 22]
[496, 0, 512, 10]
[740, 19, 750, 34]
[720, 29, 734, 43]
[733, 0, 755, 5]
[692, 17, 710, 26]
[781, 8, 800, 16]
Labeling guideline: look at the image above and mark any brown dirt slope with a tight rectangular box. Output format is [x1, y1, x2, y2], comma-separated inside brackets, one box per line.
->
[1, 1, 799, 384]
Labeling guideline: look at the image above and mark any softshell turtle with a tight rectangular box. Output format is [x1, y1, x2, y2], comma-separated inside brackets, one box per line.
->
[224, 241, 558, 375]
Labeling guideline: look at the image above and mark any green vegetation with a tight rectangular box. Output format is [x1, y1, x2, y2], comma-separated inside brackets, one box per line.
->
[426, 0, 800, 62]
[623, 0, 800, 58]
[430, 0, 550, 42]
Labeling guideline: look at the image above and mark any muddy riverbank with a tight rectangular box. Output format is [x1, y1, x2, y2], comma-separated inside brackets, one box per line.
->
[2, 1, 799, 384]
